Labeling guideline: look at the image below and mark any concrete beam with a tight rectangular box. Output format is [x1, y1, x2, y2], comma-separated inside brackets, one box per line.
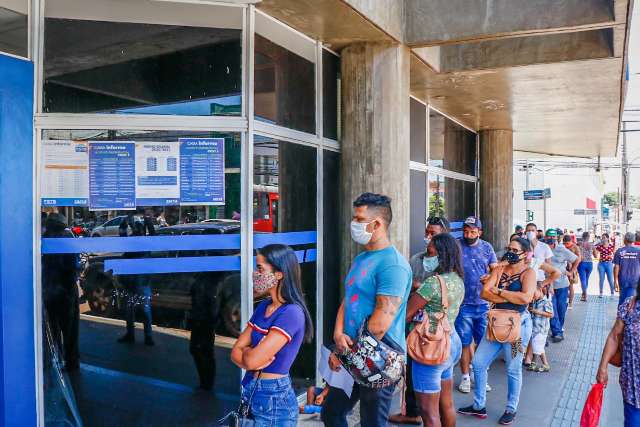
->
[405, 0, 617, 46]
[341, 0, 404, 42]
[439, 29, 615, 72]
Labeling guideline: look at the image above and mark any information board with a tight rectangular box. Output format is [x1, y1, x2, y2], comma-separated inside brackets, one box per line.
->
[179, 138, 225, 205]
[135, 141, 180, 206]
[41, 140, 89, 206]
[89, 142, 136, 210]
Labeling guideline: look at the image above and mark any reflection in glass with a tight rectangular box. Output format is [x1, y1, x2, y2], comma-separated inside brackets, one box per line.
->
[323, 150, 341, 343]
[43, 19, 242, 115]
[428, 175, 476, 234]
[410, 99, 426, 163]
[41, 130, 243, 426]
[254, 35, 316, 134]
[323, 50, 340, 141]
[0, 4, 28, 58]
[410, 170, 427, 255]
[253, 135, 317, 391]
[429, 111, 477, 175]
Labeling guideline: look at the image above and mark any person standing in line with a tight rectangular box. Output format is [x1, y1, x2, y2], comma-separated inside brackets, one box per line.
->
[389, 216, 449, 425]
[525, 223, 554, 284]
[596, 278, 640, 426]
[455, 216, 498, 394]
[321, 193, 412, 427]
[545, 229, 579, 343]
[577, 231, 597, 302]
[42, 213, 80, 370]
[405, 233, 465, 427]
[595, 233, 616, 297]
[231, 244, 313, 426]
[526, 284, 554, 372]
[458, 237, 536, 425]
[614, 232, 640, 305]
[514, 225, 524, 237]
[563, 234, 582, 310]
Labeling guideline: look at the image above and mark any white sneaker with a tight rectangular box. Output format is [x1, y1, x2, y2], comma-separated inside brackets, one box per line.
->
[458, 376, 471, 393]
[486, 383, 492, 392]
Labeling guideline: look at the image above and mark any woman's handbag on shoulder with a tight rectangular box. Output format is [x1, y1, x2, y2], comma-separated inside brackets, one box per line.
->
[336, 319, 405, 389]
[406, 274, 451, 365]
[610, 297, 636, 367]
[218, 372, 262, 427]
[486, 308, 521, 343]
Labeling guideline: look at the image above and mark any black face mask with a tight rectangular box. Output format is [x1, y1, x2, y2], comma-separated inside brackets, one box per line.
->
[464, 237, 479, 245]
[502, 251, 521, 264]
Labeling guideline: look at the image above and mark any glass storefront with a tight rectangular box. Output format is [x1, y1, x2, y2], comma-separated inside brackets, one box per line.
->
[0, 0, 28, 58]
[429, 110, 477, 176]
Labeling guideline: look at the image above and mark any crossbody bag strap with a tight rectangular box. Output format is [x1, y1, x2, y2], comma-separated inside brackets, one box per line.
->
[435, 274, 448, 313]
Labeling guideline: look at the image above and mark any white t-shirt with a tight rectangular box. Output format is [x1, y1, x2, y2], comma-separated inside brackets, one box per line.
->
[533, 240, 553, 281]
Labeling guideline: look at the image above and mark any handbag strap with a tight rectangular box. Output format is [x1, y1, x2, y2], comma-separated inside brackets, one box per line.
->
[434, 274, 449, 313]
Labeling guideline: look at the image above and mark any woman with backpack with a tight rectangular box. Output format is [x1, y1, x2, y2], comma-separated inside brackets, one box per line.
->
[230, 244, 314, 426]
[405, 233, 465, 427]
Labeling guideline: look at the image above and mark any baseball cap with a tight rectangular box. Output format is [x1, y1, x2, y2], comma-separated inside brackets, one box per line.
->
[624, 232, 635, 243]
[545, 228, 558, 237]
[463, 216, 482, 229]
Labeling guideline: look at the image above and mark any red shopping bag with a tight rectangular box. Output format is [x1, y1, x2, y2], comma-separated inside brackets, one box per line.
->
[580, 383, 604, 427]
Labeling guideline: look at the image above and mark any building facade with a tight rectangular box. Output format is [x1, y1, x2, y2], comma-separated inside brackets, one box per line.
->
[0, 0, 632, 425]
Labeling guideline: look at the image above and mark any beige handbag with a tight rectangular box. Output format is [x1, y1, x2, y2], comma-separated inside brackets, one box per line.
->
[406, 275, 451, 365]
[486, 308, 521, 343]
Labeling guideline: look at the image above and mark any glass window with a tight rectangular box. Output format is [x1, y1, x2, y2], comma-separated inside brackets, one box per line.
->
[253, 134, 317, 391]
[0, 1, 28, 58]
[410, 98, 426, 163]
[43, 7, 242, 115]
[410, 170, 427, 256]
[40, 129, 243, 426]
[323, 149, 340, 344]
[429, 110, 477, 175]
[428, 174, 476, 238]
[323, 50, 340, 141]
[254, 35, 315, 134]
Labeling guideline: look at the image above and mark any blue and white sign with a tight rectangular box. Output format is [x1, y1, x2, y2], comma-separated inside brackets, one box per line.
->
[135, 142, 180, 206]
[179, 138, 225, 205]
[523, 188, 551, 200]
[89, 142, 136, 210]
[40, 140, 89, 206]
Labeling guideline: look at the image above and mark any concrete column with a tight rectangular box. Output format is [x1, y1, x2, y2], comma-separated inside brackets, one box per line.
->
[340, 42, 410, 280]
[479, 130, 513, 250]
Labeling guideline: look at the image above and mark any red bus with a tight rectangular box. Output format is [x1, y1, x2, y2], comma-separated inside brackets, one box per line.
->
[253, 185, 279, 233]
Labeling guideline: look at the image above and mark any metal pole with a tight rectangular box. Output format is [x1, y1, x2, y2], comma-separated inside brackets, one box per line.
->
[525, 160, 530, 220]
[542, 168, 547, 231]
[622, 122, 629, 231]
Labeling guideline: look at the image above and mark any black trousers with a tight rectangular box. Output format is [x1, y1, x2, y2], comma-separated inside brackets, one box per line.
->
[190, 320, 216, 390]
[320, 383, 395, 427]
[403, 353, 419, 417]
[46, 290, 80, 366]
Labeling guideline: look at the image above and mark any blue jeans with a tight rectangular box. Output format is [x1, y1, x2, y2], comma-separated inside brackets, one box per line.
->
[625, 401, 640, 427]
[455, 304, 489, 347]
[242, 376, 298, 427]
[412, 331, 463, 393]
[598, 261, 615, 295]
[619, 285, 637, 306]
[577, 261, 593, 294]
[321, 381, 395, 427]
[125, 284, 152, 338]
[550, 287, 569, 337]
[472, 312, 532, 413]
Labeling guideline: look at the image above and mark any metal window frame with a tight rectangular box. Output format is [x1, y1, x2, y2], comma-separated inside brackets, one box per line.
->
[28, 3, 346, 421]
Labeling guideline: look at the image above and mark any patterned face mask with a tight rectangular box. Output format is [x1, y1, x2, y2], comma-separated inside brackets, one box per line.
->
[252, 271, 279, 294]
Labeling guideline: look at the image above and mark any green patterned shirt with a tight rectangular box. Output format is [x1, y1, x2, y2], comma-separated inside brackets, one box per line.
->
[414, 272, 465, 333]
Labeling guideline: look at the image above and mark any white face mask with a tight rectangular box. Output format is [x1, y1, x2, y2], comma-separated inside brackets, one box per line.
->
[526, 231, 537, 241]
[350, 220, 373, 245]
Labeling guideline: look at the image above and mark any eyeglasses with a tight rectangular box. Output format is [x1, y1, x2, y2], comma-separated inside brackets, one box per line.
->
[427, 216, 446, 229]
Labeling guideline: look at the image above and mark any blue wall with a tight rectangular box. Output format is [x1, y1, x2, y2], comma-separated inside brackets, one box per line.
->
[0, 54, 36, 427]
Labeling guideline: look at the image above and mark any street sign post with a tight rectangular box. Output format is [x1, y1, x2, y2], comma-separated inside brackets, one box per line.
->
[523, 188, 551, 230]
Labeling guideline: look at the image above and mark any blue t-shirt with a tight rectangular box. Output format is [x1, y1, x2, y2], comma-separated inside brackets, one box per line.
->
[343, 246, 412, 351]
[614, 246, 640, 288]
[248, 299, 305, 375]
[459, 239, 497, 307]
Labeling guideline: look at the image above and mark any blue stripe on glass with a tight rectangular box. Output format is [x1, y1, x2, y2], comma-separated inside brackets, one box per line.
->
[254, 231, 317, 247]
[105, 256, 241, 275]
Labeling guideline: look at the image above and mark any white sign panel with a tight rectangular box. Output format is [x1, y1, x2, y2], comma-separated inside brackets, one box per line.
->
[135, 142, 180, 206]
[41, 140, 89, 206]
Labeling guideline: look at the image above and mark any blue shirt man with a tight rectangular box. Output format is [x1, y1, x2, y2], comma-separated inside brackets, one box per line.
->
[614, 232, 640, 305]
[454, 216, 498, 393]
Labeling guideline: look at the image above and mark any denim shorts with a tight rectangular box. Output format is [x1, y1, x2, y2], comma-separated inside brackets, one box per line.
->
[454, 304, 489, 346]
[241, 376, 298, 427]
[412, 331, 462, 394]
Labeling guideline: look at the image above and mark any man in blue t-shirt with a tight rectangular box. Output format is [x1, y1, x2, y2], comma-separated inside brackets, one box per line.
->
[455, 216, 498, 394]
[321, 192, 412, 427]
[614, 232, 640, 305]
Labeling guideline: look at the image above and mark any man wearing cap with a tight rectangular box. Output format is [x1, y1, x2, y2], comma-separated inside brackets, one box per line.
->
[514, 225, 524, 237]
[545, 229, 580, 342]
[613, 232, 640, 306]
[456, 216, 498, 394]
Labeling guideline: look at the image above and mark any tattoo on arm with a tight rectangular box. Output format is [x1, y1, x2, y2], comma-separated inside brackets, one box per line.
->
[375, 296, 402, 317]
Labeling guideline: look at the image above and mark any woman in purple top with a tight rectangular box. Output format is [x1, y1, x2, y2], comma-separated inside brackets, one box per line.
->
[231, 244, 314, 426]
[597, 278, 640, 426]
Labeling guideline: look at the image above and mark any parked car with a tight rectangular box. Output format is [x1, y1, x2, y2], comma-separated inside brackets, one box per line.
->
[80, 221, 242, 337]
[90, 215, 157, 237]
